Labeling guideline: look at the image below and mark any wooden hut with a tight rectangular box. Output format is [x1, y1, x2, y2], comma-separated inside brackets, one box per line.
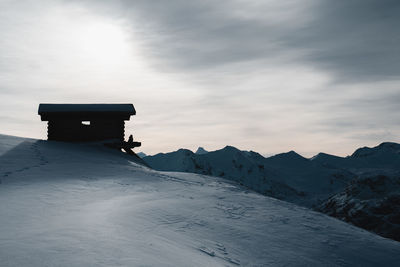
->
[38, 104, 136, 142]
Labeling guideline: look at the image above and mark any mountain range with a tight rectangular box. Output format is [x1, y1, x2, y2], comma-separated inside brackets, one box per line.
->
[143, 142, 400, 241]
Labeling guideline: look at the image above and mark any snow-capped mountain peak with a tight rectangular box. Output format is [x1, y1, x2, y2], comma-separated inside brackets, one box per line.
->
[195, 147, 208, 155]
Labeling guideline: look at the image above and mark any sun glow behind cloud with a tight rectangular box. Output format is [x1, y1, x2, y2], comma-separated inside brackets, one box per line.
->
[35, 6, 142, 78]
[0, 2, 144, 88]
[78, 20, 130, 68]
[0, 1, 203, 151]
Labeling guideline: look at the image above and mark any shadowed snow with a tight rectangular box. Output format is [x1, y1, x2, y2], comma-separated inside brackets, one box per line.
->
[0, 134, 400, 266]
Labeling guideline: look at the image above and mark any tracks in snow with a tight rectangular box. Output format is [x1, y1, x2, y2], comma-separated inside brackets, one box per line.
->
[0, 141, 49, 182]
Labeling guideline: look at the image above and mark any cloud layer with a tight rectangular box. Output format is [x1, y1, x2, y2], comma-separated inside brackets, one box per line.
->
[1, 0, 399, 156]
[80, 0, 400, 80]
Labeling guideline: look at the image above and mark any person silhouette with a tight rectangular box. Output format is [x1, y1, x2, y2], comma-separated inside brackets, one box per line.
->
[128, 134, 133, 144]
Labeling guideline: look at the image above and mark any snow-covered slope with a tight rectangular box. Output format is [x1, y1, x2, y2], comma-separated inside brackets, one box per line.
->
[1, 134, 400, 266]
[136, 151, 147, 158]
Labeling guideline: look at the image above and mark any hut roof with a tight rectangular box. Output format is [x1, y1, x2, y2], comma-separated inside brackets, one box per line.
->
[39, 104, 135, 114]
[38, 104, 136, 121]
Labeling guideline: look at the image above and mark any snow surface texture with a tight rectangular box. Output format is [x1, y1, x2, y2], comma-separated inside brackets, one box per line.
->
[143, 144, 400, 241]
[1, 134, 400, 266]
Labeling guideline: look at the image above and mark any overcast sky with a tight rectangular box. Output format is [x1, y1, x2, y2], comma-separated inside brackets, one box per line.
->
[1, 0, 399, 156]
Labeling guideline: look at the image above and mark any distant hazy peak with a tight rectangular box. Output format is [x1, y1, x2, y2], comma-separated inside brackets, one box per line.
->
[269, 150, 305, 161]
[177, 148, 194, 155]
[310, 153, 324, 161]
[221, 145, 240, 152]
[310, 152, 343, 161]
[377, 142, 400, 150]
[195, 147, 208, 155]
[352, 142, 400, 157]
